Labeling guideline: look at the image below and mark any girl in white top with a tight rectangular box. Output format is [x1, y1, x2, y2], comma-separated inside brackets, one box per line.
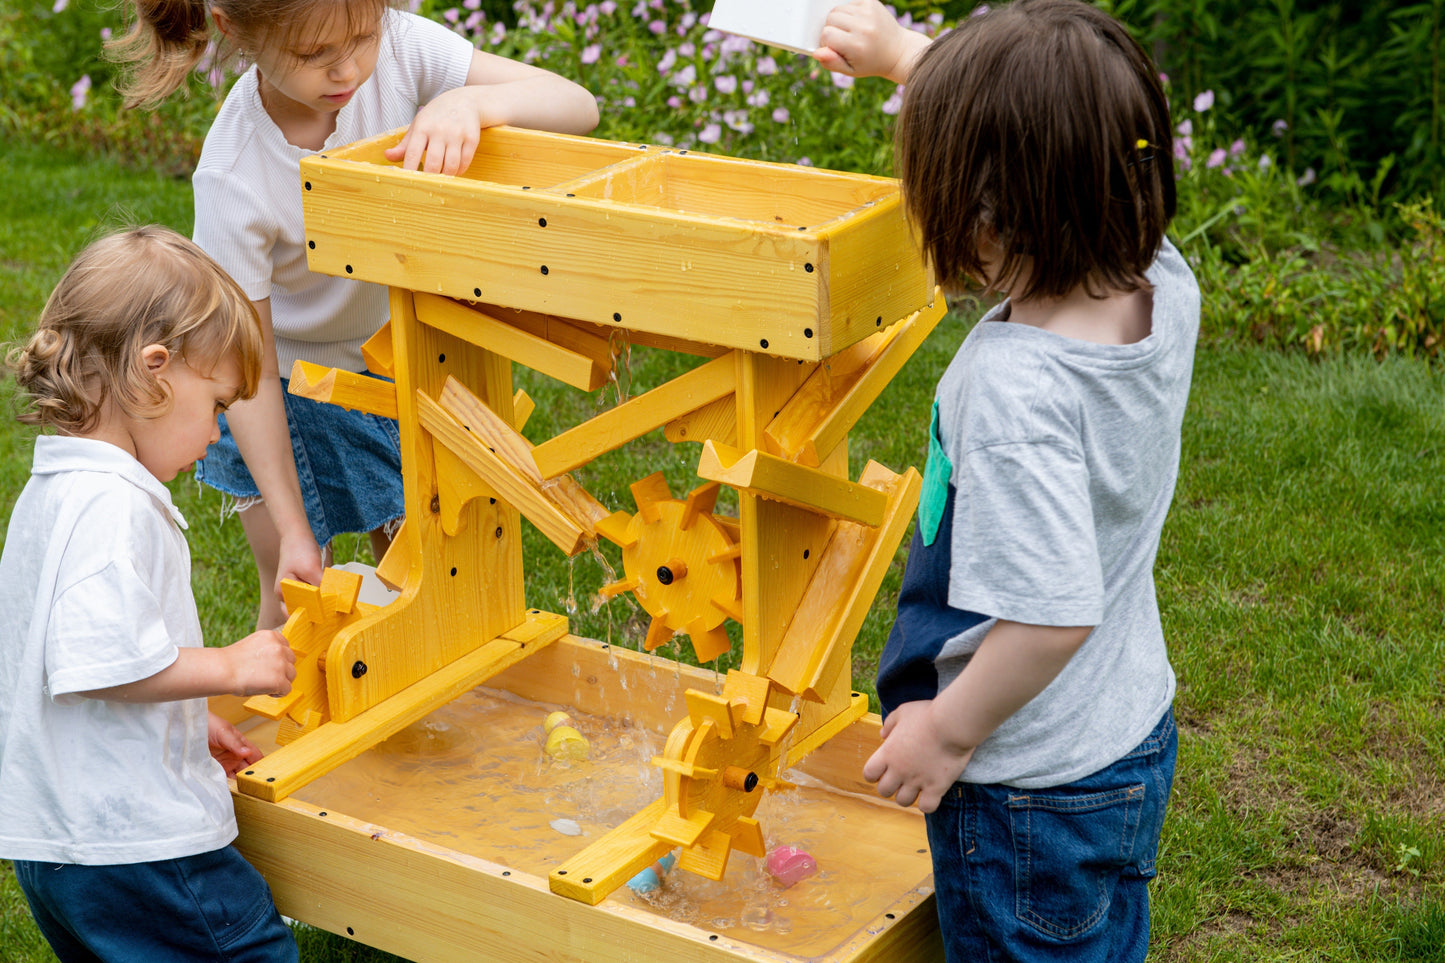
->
[110, 0, 600, 627]
[0, 225, 299, 961]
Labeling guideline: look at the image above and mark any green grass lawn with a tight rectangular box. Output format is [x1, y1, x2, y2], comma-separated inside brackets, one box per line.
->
[1, 143, 1442, 961]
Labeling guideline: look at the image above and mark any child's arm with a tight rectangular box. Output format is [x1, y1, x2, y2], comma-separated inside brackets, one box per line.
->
[209, 711, 265, 775]
[863, 620, 1091, 812]
[224, 298, 325, 606]
[78, 629, 296, 703]
[385, 51, 600, 176]
[814, 0, 932, 83]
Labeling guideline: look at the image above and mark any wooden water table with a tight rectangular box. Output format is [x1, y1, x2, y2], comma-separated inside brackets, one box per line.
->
[227, 125, 949, 962]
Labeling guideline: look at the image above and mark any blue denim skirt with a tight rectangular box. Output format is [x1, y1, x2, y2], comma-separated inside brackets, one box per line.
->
[924, 707, 1178, 963]
[195, 375, 404, 548]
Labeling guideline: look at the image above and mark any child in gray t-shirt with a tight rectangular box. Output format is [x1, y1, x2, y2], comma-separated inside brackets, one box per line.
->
[817, 1, 1199, 960]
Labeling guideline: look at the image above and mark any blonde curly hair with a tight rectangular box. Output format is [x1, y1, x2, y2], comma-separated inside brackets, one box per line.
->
[7, 225, 263, 434]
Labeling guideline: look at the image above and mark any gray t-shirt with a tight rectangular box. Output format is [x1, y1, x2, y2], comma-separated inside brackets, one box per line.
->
[935, 239, 1199, 788]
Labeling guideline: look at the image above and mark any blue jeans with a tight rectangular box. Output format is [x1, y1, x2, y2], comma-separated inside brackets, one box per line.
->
[925, 707, 1177, 963]
[14, 846, 297, 963]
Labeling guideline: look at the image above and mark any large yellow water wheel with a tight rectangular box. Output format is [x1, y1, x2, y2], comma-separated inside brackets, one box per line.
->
[594, 472, 743, 663]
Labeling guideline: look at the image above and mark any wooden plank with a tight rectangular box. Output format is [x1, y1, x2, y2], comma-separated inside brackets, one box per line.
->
[288, 360, 398, 420]
[299, 127, 941, 359]
[768, 464, 922, 702]
[766, 296, 947, 465]
[818, 193, 935, 357]
[321, 290, 527, 722]
[235, 612, 567, 802]
[360, 321, 395, 379]
[232, 794, 791, 963]
[665, 394, 737, 447]
[697, 441, 886, 527]
[415, 293, 610, 392]
[417, 391, 595, 556]
[549, 799, 674, 905]
[532, 352, 738, 478]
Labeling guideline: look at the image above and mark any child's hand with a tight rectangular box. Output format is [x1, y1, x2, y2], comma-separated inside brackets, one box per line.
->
[274, 532, 323, 615]
[385, 88, 486, 176]
[208, 711, 264, 776]
[225, 629, 296, 698]
[862, 699, 974, 813]
[814, 0, 930, 83]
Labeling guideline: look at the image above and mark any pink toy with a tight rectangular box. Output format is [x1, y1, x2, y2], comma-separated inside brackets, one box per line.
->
[764, 845, 818, 888]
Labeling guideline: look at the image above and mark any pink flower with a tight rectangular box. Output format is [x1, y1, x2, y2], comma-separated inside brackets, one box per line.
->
[1172, 139, 1191, 170]
[715, 75, 737, 94]
[882, 88, 904, 115]
[831, 72, 854, 90]
[1271, 119, 1288, 136]
[1297, 167, 1316, 186]
[657, 48, 676, 73]
[648, 19, 664, 34]
[667, 95, 682, 108]
[746, 89, 769, 107]
[99, 26, 111, 40]
[599, 0, 615, 12]
[1206, 148, 1226, 168]
[1176, 118, 1191, 137]
[581, 43, 600, 64]
[1258, 154, 1272, 170]
[1193, 90, 1214, 112]
[772, 106, 790, 123]
[442, 7, 459, 22]
[52, 0, 67, 11]
[69, 74, 91, 111]
[463, 0, 481, 8]
[797, 157, 814, 166]
[699, 123, 722, 144]
[1159, 72, 1169, 85]
[756, 55, 777, 76]
[1230, 139, 1246, 156]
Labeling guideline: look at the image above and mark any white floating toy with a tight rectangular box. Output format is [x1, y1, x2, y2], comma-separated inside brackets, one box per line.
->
[708, 0, 850, 54]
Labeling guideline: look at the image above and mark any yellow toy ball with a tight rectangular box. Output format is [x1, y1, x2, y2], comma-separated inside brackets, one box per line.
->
[544, 711, 574, 733]
[544, 725, 589, 761]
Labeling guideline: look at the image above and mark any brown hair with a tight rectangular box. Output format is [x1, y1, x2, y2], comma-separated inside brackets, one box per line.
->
[107, 0, 390, 108]
[7, 225, 263, 433]
[895, 0, 1175, 301]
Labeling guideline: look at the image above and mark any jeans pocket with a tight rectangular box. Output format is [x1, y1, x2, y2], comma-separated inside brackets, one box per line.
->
[1006, 783, 1145, 941]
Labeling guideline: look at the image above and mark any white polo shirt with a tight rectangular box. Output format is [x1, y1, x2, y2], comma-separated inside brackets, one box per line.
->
[0, 436, 236, 864]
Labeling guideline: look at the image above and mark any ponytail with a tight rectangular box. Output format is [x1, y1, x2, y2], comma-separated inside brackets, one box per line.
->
[106, 0, 214, 108]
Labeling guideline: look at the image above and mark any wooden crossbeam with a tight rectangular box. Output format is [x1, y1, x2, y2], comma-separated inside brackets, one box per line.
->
[697, 440, 887, 527]
[531, 352, 737, 478]
[288, 360, 398, 420]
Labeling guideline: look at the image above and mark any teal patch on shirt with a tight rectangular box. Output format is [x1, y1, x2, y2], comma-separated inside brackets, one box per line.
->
[918, 399, 951, 547]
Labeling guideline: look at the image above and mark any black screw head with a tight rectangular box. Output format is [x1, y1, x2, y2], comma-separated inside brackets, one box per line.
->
[743, 771, 758, 792]
[540, 265, 549, 275]
[351, 660, 368, 678]
[656, 565, 674, 585]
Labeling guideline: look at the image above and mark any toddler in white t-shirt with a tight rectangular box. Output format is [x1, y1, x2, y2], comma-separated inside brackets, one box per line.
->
[109, 0, 601, 629]
[0, 226, 298, 962]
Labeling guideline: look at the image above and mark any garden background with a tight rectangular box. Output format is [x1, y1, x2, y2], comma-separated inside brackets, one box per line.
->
[1, 0, 1443, 959]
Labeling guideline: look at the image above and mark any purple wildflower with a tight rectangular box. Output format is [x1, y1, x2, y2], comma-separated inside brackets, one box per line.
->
[70, 74, 91, 111]
[1193, 90, 1214, 112]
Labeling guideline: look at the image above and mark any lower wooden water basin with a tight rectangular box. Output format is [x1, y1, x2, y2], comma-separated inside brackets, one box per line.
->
[229, 635, 943, 962]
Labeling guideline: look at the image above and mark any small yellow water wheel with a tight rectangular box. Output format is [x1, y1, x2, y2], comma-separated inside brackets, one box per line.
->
[594, 472, 743, 662]
[650, 671, 797, 880]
